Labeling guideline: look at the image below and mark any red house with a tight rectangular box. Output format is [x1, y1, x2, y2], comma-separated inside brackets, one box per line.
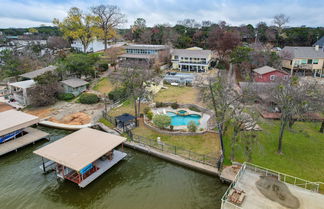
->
[253, 66, 289, 82]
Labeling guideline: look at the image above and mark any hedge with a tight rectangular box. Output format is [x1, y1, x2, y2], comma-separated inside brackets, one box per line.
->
[79, 93, 99, 104]
[57, 93, 75, 101]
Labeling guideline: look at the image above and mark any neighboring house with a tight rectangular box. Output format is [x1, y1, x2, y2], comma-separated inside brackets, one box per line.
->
[19, 65, 57, 80]
[8, 80, 35, 106]
[60, 78, 88, 96]
[171, 47, 212, 72]
[253, 66, 289, 82]
[313, 36, 324, 48]
[281, 46, 324, 77]
[119, 44, 169, 67]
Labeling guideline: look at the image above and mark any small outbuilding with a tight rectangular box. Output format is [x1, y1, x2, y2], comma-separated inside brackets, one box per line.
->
[115, 113, 137, 132]
[253, 66, 289, 82]
[61, 78, 89, 96]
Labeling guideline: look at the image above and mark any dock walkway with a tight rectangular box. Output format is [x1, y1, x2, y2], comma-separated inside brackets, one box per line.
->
[0, 127, 49, 156]
[78, 150, 127, 188]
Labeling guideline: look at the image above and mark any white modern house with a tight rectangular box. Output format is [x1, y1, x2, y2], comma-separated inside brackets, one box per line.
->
[8, 80, 35, 106]
[171, 47, 212, 72]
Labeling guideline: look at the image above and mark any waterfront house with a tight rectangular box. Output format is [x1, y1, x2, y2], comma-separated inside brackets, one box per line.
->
[281, 46, 324, 77]
[19, 65, 57, 80]
[0, 110, 49, 156]
[119, 44, 169, 67]
[171, 47, 212, 72]
[253, 66, 289, 82]
[60, 78, 88, 97]
[8, 80, 35, 106]
[34, 128, 127, 188]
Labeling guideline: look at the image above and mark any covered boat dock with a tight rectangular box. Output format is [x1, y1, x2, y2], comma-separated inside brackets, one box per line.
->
[0, 110, 49, 156]
[34, 128, 127, 188]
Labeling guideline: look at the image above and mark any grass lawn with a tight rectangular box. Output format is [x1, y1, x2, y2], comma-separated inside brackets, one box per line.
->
[224, 119, 324, 182]
[93, 77, 115, 94]
[133, 120, 220, 156]
[108, 99, 148, 117]
[154, 85, 205, 106]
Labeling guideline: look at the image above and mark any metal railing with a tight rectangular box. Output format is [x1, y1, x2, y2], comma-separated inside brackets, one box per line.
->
[130, 134, 221, 167]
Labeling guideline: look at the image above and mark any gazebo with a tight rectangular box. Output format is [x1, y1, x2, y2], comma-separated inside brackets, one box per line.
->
[115, 113, 137, 132]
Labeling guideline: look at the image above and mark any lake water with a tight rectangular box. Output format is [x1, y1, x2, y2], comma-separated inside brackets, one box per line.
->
[0, 127, 227, 209]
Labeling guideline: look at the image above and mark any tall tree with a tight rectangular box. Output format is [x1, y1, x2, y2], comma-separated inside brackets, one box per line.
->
[131, 18, 146, 41]
[273, 14, 289, 35]
[264, 78, 324, 154]
[53, 7, 100, 53]
[91, 5, 126, 50]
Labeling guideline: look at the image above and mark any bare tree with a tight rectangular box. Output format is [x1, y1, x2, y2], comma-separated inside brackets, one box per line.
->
[139, 29, 153, 44]
[273, 14, 289, 35]
[91, 5, 126, 50]
[264, 78, 324, 154]
[104, 46, 124, 71]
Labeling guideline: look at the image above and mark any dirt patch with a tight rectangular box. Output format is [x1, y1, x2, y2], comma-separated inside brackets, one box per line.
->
[24, 107, 54, 118]
[0, 102, 13, 113]
[49, 112, 91, 125]
[256, 176, 300, 209]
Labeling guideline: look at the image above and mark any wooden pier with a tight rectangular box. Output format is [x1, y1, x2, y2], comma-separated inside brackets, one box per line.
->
[0, 127, 49, 156]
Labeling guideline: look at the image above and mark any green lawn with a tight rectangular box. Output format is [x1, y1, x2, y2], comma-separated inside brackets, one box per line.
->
[154, 85, 205, 106]
[108, 99, 148, 117]
[133, 120, 220, 156]
[224, 119, 324, 182]
[93, 77, 115, 94]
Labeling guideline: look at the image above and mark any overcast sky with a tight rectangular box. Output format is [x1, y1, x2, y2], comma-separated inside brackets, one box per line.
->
[0, 0, 323, 28]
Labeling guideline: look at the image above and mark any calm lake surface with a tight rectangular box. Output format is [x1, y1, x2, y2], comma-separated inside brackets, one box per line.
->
[0, 127, 227, 209]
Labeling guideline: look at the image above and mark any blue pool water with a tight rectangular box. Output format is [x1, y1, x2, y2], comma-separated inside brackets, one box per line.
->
[166, 111, 201, 126]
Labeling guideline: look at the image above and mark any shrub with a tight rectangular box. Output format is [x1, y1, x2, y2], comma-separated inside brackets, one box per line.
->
[144, 107, 151, 115]
[187, 121, 197, 132]
[108, 87, 126, 101]
[57, 93, 75, 101]
[146, 111, 153, 120]
[199, 128, 204, 132]
[156, 102, 168, 108]
[153, 114, 171, 129]
[171, 102, 179, 109]
[170, 125, 174, 131]
[79, 93, 99, 104]
[188, 105, 201, 112]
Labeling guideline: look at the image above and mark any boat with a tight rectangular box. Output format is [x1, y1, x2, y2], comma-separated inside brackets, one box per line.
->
[0, 129, 23, 143]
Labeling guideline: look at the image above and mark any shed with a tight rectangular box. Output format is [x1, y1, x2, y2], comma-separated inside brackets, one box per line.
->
[253, 66, 289, 82]
[60, 78, 89, 96]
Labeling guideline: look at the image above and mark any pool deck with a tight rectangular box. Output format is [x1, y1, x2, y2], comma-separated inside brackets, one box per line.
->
[0, 127, 49, 156]
[153, 107, 210, 130]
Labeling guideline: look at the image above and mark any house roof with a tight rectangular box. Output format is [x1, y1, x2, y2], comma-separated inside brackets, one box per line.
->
[281, 46, 324, 59]
[61, 78, 88, 88]
[119, 53, 156, 59]
[19, 65, 57, 79]
[0, 110, 39, 136]
[171, 49, 212, 58]
[253, 66, 279, 75]
[33, 128, 126, 171]
[9, 80, 35, 89]
[313, 36, 324, 47]
[124, 44, 168, 50]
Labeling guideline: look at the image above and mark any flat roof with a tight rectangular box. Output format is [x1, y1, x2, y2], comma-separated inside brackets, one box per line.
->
[33, 128, 126, 172]
[61, 78, 88, 88]
[119, 53, 156, 59]
[124, 44, 168, 50]
[0, 110, 39, 136]
[9, 80, 35, 89]
[171, 49, 212, 58]
[19, 65, 57, 79]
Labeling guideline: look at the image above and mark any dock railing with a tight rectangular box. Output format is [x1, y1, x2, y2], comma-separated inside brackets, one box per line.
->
[129, 134, 221, 168]
[244, 162, 320, 193]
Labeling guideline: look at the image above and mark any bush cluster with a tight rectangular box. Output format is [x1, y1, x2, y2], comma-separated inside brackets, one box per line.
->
[153, 114, 171, 129]
[188, 105, 201, 112]
[187, 121, 197, 132]
[146, 111, 153, 120]
[171, 102, 179, 109]
[108, 87, 126, 102]
[57, 93, 75, 101]
[79, 93, 99, 104]
[156, 102, 168, 108]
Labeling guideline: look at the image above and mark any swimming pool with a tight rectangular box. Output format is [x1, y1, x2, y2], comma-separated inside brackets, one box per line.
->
[166, 111, 201, 126]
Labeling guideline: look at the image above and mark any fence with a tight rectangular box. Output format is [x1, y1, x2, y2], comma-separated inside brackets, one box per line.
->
[129, 133, 221, 168]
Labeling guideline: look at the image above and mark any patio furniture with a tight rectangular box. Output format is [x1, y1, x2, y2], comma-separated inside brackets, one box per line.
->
[228, 188, 246, 206]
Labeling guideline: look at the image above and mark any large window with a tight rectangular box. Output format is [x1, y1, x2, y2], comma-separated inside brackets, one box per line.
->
[307, 59, 312, 64]
[301, 59, 307, 64]
[313, 59, 319, 64]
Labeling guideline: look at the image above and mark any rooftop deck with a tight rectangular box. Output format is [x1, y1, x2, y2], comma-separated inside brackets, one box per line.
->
[222, 163, 324, 209]
[0, 127, 49, 156]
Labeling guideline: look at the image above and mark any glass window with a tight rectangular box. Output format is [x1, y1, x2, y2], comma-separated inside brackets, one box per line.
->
[307, 59, 312, 64]
[313, 59, 319, 64]
[301, 59, 307, 64]
[270, 75, 276, 81]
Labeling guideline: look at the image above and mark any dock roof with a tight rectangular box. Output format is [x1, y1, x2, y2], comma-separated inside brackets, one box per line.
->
[33, 128, 126, 172]
[0, 110, 39, 136]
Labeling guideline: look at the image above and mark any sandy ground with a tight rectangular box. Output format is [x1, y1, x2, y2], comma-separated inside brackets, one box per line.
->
[0, 102, 13, 113]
